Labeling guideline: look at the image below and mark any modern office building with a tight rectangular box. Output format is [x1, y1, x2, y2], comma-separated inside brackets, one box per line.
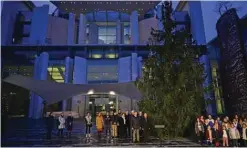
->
[4, 1, 245, 118]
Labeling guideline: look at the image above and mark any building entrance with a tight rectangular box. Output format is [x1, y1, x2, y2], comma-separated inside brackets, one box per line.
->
[88, 94, 118, 117]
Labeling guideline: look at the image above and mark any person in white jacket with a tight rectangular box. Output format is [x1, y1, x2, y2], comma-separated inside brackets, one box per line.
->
[58, 112, 65, 137]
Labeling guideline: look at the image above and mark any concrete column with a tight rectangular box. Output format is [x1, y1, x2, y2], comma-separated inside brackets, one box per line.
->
[138, 56, 143, 78]
[29, 5, 49, 45]
[131, 53, 138, 81]
[67, 12, 75, 45]
[29, 52, 49, 119]
[116, 20, 124, 44]
[88, 23, 98, 44]
[118, 56, 131, 82]
[130, 11, 139, 45]
[78, 13, 87, 44]
[156, 5, 164, 31]
[72, 56, 87, 114]
[62, 57, 74, 111]
[29, 56, 40, 118]
[188, 1, 206, 45]
[199, 55, 216, 115]
[188, 1, 215, 115]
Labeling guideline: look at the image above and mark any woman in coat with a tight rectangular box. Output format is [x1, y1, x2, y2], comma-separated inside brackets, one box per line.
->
[58, 112, 65, 138]
[85, 112, 92, 138]
[96, 112, 104, 139]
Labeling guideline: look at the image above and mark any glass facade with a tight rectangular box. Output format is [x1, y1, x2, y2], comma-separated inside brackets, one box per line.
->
[87, 65, 118, 83]
[98, 26, 116, 44]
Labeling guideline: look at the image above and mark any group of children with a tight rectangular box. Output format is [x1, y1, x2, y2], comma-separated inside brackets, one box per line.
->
[195, 114, 247, 147]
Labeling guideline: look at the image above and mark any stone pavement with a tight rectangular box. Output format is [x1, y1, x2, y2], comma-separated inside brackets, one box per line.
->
[2, 118, 200, 147]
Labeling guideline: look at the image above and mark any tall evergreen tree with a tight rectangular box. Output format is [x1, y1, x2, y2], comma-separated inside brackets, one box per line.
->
[137, 1, 206, 138]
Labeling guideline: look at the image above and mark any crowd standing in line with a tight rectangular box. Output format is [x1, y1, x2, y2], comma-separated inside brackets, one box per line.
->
[45, 110, 151, 143]
[195, 114, 247, 147]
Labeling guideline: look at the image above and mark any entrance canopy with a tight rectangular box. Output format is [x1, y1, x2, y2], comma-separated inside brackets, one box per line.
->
[3, 75, 142, 105]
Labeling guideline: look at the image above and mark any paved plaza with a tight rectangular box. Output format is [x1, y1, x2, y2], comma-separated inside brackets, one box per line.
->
[2, 118, 200, 147]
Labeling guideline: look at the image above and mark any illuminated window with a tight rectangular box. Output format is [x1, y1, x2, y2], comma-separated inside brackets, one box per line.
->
[47, 66, 65, 83]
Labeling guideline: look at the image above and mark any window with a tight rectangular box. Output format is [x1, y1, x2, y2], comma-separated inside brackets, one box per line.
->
[47, 66, 65, 83]
[87, 65, 118, 83]
[98, 26, 116, 44]
[124, 26, 130, 44]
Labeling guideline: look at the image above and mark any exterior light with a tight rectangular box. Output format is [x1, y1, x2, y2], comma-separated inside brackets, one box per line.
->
[87, 90, 94, 95]
[109, 101, 113, 105]
[109, 91, 115, 95]
[89, 101, 92, 104]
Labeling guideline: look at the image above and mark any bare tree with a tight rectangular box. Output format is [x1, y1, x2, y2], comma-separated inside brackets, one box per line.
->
[215, 1, 243, 15]
[215, 1, 233, 15]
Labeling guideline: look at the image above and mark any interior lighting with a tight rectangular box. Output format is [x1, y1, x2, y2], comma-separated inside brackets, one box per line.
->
[87, 90, 94, 95]
[52, 75, 63, 80]
[55, 80, 64, 83]
[109, 91, 115, 95]
[92, 54, 102, 58]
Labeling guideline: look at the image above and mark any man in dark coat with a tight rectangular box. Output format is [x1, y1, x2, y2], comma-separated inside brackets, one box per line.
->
[138, 112, 144, 139]
[143, 113, 151, 142]
[66, 113, 73, 138]
[46, 112, 54, 140]
[132, 112, 140, 143]
[104, 112, 111, 136]
[111, 112, 119, 138]
[125, 111, 130, 138]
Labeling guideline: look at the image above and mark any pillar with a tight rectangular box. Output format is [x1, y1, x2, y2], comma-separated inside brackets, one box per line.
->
[116, 19, 124, 44]
[29, 52, 49, 119]
[67, 12, 75, 45]
[131, 53, 138, 81]
[78, 13, 87, 44]
[156, 5, 164, 31]
[130, 11, 139, 45]
[188, 1, 215, 115]
[62, 57, 74, 111]
[188, 1, 206, 45]
[72, 56, 87, 115]
[88, 23, 98, 44]
[138, 56, 143, 78]
[28, 56, 40, 118]
[118, 56, 131, 82]
[29, 5, 49, 45]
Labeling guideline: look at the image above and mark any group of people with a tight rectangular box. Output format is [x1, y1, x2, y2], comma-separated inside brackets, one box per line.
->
[45, 110, 151, 143]
[195, 114, 247, 147]
[85, 110, 151, 143]
[46, 112, 74, 139]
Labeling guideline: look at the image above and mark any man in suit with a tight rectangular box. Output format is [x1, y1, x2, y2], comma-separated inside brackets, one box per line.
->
[143, 113, 151, 142]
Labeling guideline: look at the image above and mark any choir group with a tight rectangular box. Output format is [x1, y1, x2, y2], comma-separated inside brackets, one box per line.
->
[195, 114, 247, 147]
